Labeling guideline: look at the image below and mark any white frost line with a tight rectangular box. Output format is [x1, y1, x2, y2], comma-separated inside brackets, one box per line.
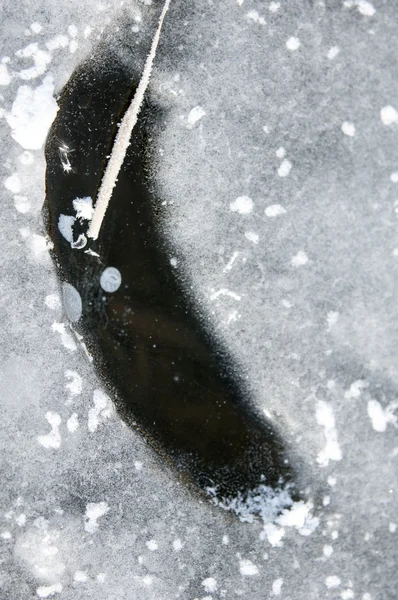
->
[87, 0, 171, 241]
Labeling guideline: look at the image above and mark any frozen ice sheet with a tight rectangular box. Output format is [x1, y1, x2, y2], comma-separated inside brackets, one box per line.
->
[0, 1, 397, 599]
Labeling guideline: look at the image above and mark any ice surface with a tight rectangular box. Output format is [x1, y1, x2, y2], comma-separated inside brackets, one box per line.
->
[0, 0, 397, 599]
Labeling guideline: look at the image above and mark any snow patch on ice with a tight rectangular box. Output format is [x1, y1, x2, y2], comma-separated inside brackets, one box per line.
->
[15, 43, 51, 80]
[230, 195, 254, 214]
[186, 105, 206, 128]
[202, 577, 217, 593]
[245, 231, 259, 244]
[88, 389, 114, 432]
[344, 379, 368, 399]
[291, 250, 308, 267]
[316, 400, 342, 466]
[239, 559, 259, 576]
[380, 105, 398, 126]
[5, 75, 58, 150]
[344, 0, 375, 16]
[325, 575, 341, 589]
[341, 121, 356, 137]
[36, 583, 63, 598]
[66, 413, 79, 433]
[37, 412, 61, 449]
[4, 173, 21, 193]
[367, 399, 397, 432]
[278, 159, 292, 177]
[84, 502, 109, 533]
[51, 322, 77, 351]
[272, 578, 283, 595]
[265, 204, 286, 217]
[286, 37, 300, 51]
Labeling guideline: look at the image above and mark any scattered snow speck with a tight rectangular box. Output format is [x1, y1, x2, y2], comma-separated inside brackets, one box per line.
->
[5, 75, 59, 150]
[146, 539, 158, 551]
[269, 2, 280, 12]
[342, 121, 356, 137]
[134, 460, 143, 471]
[14, 194, 30, 213]
[68, 25, 78, 37]
[100, 266, 122, 293]
[64, 370, 82, 396]
[262, 522, 285, 546]
[84, 26, 92, 39]
[84, 502, 109, 533]
[4, 173, 21, 193]
[202, 578, 217, 593]
[278, 159, 292, 177]
[31, 22, 43, 34]
[45, 293, 61, 310]
[1, 531, 12, 539]
[37, 412, 61, 449]
[222, 534, 229, 545]
[328, 476, 337, 486]
[88, 389, 113, 432]
[16, 514, 26, 527]
[265, 204, 286, 217]
[18, 150, 34, 165]
[36, 583, 63, 598]
[173, 538, 183, 551]
[391, 172, 398, 183]
[380, 105, 398, 126]
[51, 322, 77, 351]
[272, 578, 283, 595]
[286, 37, 300, 51]
[187, 105, 206, 128]
[73, 196, 93, 220]
[341, 590, 355, 600]
[276, 500, 319, 536]
[0, 63, 11, 86]
[239, 559, 259, 576]
[245, 231, 259, 244]
[15, 43, 51, 80]
[316, 400, 342, 466]
[325, 575, 341, 589]
[170, 257, 178, 267]
[355, 0, 376, 16]
[389, 522, 397, 533]
[291, 250, 308, 267]
[276, 146, 285, 158]
[66, 413, 79, 433]
[230, 195, 254, 214]
[69, 40, 78, 54]
[45, 35, 69, 52]
[74, 570, 88, 582]
[328, 46, 340, 60]
[345, 379, 368, 399]
[367, 399, 397, 432]
[326, 310, 339, 331]
[246, 10, 266, 25]
[323, 544, 333, 557]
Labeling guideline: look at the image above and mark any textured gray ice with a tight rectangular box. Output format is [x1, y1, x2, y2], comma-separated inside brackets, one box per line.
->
[0, 1, 397, 599]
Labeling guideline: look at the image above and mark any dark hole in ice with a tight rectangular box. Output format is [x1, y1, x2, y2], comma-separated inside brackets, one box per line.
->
[43, 42, 296, 510]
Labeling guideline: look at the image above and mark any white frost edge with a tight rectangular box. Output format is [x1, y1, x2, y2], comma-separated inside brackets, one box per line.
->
[87, 0, 171, 240]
